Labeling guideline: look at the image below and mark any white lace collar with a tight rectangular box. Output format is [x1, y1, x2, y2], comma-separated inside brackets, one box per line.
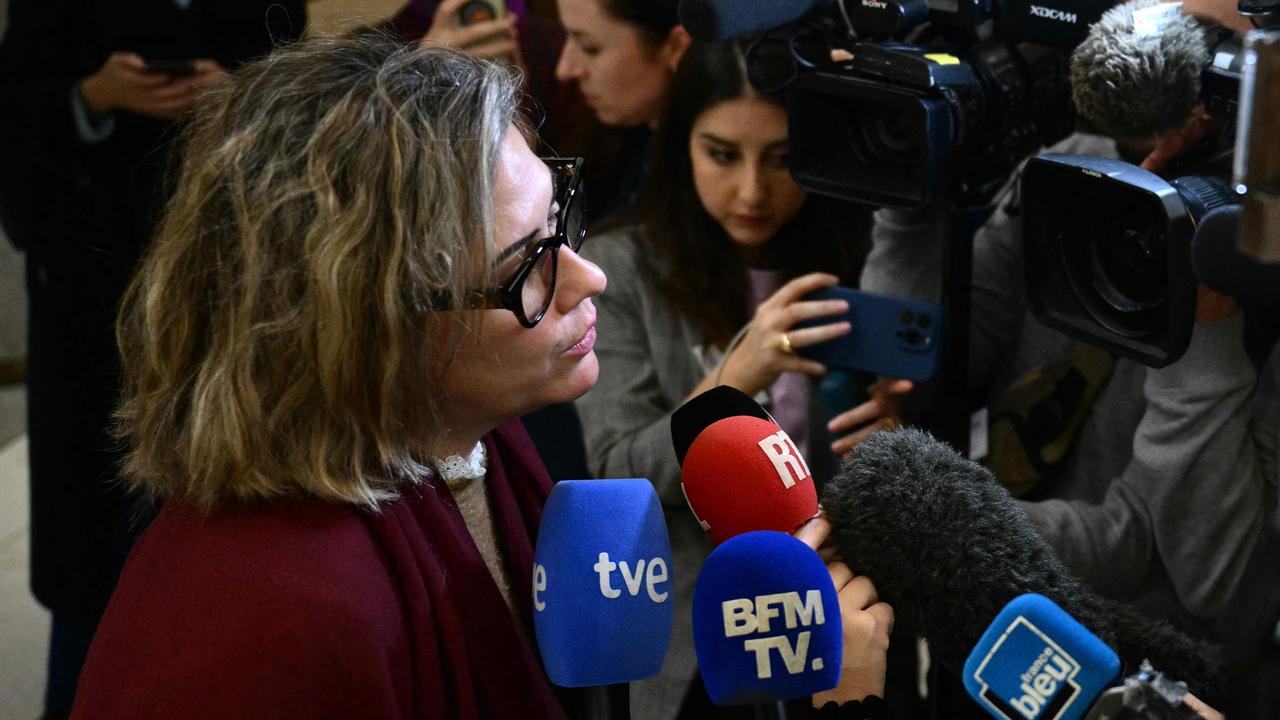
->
[432, 441, 488, 485]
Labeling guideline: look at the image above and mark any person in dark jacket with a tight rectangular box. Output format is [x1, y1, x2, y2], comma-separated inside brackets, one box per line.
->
[0, 2, 305, 715]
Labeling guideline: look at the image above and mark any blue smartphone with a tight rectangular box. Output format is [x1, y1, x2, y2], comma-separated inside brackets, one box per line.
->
[796, 287, 943, 382]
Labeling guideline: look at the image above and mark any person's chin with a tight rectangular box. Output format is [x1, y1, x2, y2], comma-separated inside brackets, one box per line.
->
[594, 105, 645, 129]
[554, 353, 600, 403]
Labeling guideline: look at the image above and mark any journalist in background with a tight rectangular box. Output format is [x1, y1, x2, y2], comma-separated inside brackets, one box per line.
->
[863, 0, 1277, 649]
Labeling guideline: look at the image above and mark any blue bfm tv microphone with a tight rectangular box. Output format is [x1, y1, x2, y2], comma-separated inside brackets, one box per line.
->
[532, 479, 675, 687]
[692, 531, 843, 705]
[963, 594, 1122, 720]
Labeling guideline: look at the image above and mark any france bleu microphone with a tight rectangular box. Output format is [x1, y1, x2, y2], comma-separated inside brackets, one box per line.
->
[692, 531, 843, 705]
[532, 479, 674, 687]
[964, 594, 1123, 720]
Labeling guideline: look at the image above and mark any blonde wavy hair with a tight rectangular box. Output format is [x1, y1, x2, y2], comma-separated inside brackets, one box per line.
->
[116, 33, 527, 509]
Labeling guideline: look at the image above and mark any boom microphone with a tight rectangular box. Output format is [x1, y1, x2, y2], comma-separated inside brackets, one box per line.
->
[677, 0, 833, 41]
[692, 531, 843, 704]
[821, 428, 1223, 702]
[1071, 0, 1211, 140]
[681, 415, 819, 545]
[533, 479, 674, 687]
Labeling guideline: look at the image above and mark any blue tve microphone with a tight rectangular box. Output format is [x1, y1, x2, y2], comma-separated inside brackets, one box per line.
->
[692, 531, 843, 704]
[963, 594, 1123, 720]
[678, 0, 834, 41]
[532, 479, 675, 687]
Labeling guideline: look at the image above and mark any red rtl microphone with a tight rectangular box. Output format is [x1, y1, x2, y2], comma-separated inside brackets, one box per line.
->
[680, 415, 819, 545]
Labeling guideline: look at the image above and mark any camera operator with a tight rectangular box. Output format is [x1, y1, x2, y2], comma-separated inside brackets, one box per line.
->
[861, 0, 1279, 645]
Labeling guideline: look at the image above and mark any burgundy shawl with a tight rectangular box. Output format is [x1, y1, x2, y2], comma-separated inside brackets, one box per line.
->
[72, 420, 564, 719]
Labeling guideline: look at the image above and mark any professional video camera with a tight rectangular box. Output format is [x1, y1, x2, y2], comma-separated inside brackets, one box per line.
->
[1021, 7, 1279, 368]
[680, 0, 1113, 207]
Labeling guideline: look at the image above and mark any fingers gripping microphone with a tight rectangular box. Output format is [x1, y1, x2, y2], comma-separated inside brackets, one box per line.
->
[692, 531, 843, 704]
[533, 480, 675, 687]
[821, 428, 1223, 702]
[678, 0, 834, 41]
[965, 594, 1123, 720]
[681, 415, 820, 545]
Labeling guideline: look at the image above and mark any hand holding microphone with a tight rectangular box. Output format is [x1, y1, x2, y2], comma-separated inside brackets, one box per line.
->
[797, 515, 895, 708]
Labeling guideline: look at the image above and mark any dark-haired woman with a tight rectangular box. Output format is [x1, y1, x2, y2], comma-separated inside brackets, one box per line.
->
[575, 41, 911, 718]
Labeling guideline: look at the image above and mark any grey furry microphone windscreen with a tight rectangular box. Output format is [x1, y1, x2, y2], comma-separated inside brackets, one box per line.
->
[821, 427, 1224, 704]
[1070, 0, 1211, 140]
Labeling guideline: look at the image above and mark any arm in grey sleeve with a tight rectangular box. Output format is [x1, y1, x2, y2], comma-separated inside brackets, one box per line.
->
[70, 81, 115, 144]
[574, 252, 686, 506]
[968, 189, 1031, 394]
[862, 194, 1027, 395]
[860, 205, 948, 301]
[1021, 314, 1263, 619]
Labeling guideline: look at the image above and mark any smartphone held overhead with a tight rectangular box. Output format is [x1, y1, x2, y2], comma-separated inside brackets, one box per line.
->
[458, 0, 505, 24]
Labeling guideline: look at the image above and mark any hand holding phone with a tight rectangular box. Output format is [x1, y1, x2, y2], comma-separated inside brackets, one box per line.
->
[795, 286, 943, 382]
[422, 0, 517, 61]
[81, 52, 203, 120]
[714, 273, 852, 397]
[144, 59, 196, 77]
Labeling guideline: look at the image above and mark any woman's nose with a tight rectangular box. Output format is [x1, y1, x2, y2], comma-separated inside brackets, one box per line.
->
[555, 44, 582, 82]
[554, 245, 607, 313]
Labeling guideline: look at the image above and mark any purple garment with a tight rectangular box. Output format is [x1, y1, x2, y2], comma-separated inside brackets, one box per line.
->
[747, 268, 810, 457]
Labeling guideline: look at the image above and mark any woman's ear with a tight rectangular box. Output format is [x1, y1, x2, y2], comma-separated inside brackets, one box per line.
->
[662, 25, 693, 72]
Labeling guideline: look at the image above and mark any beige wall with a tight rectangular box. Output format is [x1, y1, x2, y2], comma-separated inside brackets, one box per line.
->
[307, 0, 405, 36]
[0, 0, 27, 362]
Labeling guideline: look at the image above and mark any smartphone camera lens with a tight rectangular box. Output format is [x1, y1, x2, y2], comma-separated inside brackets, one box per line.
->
[899, 309, 915, 325]
[916, 313, 932, 329]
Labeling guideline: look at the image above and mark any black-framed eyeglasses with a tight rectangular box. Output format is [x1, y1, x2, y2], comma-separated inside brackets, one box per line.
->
[425, 157, 586, 328]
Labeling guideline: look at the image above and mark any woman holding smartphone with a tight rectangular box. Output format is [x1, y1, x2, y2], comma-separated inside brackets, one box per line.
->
[574, 40, 911, 718]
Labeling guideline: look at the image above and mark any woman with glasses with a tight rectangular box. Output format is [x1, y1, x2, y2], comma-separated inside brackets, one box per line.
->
[574, 40, 911, 718]
[70, 34, 605, 718]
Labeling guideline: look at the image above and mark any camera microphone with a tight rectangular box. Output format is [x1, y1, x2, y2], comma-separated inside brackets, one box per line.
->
[677, 0, 834, 41]
[1070, 0, 1212, 141]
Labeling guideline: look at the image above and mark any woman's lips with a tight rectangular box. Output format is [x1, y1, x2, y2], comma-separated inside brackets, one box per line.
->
[732, 214, 769, 229]
[564, 324, 597, 357]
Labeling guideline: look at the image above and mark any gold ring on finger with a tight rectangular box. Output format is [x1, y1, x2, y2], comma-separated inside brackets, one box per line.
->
[778, 332, 794, 354]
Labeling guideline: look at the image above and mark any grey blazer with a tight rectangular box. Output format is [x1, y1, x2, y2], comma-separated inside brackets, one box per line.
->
[575, 227, 838, 719]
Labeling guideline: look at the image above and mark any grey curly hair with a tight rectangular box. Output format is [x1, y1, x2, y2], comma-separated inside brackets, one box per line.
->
[1070, 0, 1211, 141]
